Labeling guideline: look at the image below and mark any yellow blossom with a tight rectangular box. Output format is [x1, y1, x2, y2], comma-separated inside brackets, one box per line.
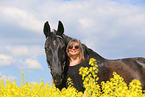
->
[0, 58, 144, 97]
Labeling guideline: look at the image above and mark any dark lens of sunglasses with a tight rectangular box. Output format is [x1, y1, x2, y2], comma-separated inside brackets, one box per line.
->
[68, 45, 73, 49]
[74, 45, 79, 49]
[69, 45, 79, 49]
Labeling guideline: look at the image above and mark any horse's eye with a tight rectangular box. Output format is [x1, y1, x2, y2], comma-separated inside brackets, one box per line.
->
[45, 47, 49, 51]
[44, 47, 47, 50]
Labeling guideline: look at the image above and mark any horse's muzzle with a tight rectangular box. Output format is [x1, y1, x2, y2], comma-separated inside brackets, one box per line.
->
[54, 79, 63, 85]
[53, 73, 64, 85]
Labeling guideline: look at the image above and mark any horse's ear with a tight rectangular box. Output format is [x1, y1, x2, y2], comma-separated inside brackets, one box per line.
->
[57, 21, 64, 36]
[43, 21, 51, 38]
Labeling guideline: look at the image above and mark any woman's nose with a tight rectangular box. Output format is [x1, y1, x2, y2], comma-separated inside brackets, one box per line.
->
[72, 46, 75, 49]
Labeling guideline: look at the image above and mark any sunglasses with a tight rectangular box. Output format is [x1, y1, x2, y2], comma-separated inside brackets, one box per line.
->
[68, 45, 79, 50]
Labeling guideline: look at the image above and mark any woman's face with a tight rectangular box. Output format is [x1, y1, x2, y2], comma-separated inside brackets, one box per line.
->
[68, 42, 80, 56]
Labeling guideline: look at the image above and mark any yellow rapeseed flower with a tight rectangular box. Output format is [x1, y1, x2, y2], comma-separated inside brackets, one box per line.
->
[0, 58, 144, 97]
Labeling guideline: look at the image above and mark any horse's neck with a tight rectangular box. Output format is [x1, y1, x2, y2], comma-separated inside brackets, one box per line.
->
[62, 34, 105, 62]
[82, 44, 106, 62]
[88, 48, 105, 60]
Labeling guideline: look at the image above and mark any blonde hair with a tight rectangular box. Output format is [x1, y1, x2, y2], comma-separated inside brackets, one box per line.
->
[66, 39, 85, 62]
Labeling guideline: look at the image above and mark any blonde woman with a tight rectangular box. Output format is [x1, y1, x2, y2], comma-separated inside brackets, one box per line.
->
[60, 39, 91, 92]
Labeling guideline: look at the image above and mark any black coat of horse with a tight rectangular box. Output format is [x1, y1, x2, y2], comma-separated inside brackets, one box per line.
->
[43, 21, 145, 89]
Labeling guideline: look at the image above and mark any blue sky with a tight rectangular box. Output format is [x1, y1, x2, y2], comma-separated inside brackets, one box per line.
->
[0, 0, 145, 85]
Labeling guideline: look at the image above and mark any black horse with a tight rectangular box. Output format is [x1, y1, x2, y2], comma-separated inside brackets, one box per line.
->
[43, 21, 145, 89]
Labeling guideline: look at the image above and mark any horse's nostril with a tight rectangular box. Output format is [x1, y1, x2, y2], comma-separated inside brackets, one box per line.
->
[55, 78, 62, 84]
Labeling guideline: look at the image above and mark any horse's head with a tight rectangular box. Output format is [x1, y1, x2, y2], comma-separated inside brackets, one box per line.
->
[43, 21, 66, 84]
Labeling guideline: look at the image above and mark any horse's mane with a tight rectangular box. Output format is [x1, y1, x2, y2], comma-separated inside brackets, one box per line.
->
[62, 34, 72, 45]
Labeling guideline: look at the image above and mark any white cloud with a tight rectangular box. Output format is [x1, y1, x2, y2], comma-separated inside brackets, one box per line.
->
[5, 45, 29, 56]
[0, 45, 44, 70]
[0, 0, 145, 66]
[19, 59, 43, 70]
[0, 73, 17, 82]
[0, 54, 13, 66]
[5, 45, 44, 58]
[79, 18, 94, 28]
[1, 6, 42, 32]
